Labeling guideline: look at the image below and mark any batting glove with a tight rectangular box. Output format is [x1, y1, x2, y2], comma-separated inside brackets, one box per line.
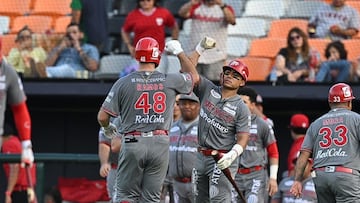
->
[101, 123, 118, 139]
[165, 40, 183, 55]
[21, 140, 34, 167]
[196, 36, 216, 55]
[217, 144, 243, 170]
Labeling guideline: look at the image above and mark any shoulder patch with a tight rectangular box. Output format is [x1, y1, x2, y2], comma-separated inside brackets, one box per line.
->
[210, 89, 221, 99]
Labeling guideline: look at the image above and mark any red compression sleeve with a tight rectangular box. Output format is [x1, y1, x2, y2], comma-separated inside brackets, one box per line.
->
[11, 101, 31, 141]
[267, 142, 279, 158]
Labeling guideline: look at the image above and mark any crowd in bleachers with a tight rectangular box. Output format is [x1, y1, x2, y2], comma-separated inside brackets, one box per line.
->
[0, 0, 359, 83]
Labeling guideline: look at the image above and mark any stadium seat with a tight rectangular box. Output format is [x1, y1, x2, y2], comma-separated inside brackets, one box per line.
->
[285, 1, 326, 19]
[1, 34, 16, 57]
[95, 54, 134, 79]
[238, 56, 272, 81]
[308, 38, 331, 61]
[267, 19, 308, 39]
[32, 0, 72, 16]
[11, 15, 52, 34]
[342, 39, 360, 61]
[53, 16, 71, 34]
[119, 0, 137, 16]
[226, 36, 249, 59]
[228, 17, 267, 39]
[0, 16, 10, 34]
[247, 38, 286, 59]
[347, 1, 360, 17]
[223, 0, 247, 17]
[243, 0, 285, 20]
[0, 0, 31, 17]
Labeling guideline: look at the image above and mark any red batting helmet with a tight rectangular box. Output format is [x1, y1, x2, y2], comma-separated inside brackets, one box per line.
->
[135, 37, 161, 66]
[223, 59, 249, 82]
[328, 83, 355, 103]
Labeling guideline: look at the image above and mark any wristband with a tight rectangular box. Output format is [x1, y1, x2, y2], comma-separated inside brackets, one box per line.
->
[5, 190, 11, 196]
[270, 165, 279, 180]
[21, 140, 32, 148]
[232, 144, 244, 157]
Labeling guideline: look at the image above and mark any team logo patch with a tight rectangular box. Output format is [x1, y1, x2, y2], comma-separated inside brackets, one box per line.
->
[210, 89, 221, 99]
[209, 185, 219, 198]
[156, 17, 164, 26]
[342, 86, 352, 98]
[223, 106, 235, 116]
[151, 47, 160, 58]
[170, 126, 180, 132]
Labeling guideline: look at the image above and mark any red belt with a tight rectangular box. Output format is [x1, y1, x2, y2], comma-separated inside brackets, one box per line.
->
[198, 148, 228, 156]
[13, 185, 28, 192]
[238, 166, 264, 174]
[125, 130, 168, 137]
[315, 166, 356, 174]
[111, 163, 118, 169]
[175, 177, 192, 183]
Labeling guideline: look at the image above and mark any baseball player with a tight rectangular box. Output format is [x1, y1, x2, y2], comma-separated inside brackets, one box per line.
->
[98, 117, 121, 202]
[287, 113, 309, 177]
[97, 37, 212, 202]
[168, 92, 200, 203]
[234, 87, 279, 203]
[271, 156, 317, 203]
[165, 38, 251, 202]
[290, 83, 360, 202]
[0, 36, 34, 169]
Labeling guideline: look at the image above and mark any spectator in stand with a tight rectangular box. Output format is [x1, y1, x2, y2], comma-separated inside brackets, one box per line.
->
[71, 0, 108, 54]
[121, 0, 179, 70]
[1, 123, 37, 203]
[272, 27, 321, 83]
[287, 113, 309, 177]
[271, 157, 317, 203]
[173, 94, 181, 122]
[178, 0, 236, 82]
[308, 0, 360, 40]
[315, 40, 351, 83]
[44, 22, 99, 78]
[7, 26, 47, 78]
[44, 186, 63, 203]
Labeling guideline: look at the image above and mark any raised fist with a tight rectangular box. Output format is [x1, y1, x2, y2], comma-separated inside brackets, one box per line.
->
[196, 36, 216, 55]
[165, 40, 184, 55]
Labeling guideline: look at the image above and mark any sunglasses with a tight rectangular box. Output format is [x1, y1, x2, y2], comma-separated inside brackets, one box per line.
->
[290, 35, 301, 41]
[223, 69, 242, 80]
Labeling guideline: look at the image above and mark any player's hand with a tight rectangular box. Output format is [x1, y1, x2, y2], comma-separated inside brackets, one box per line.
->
[27, 187, 35, 202]
[217, 150, 237, 170]
[290, 180, 302, 198]
[268, 178, 278, 196]
[195, 36, 216, 55]
[102, 123, 118, 139]
[21, 140, 34, 167]
[5, 193, 11, 203]
[165, 40, 183, 55]
[99, 163, 111, 177]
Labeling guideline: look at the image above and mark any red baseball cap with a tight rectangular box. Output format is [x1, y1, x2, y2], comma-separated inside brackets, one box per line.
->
[290, 114, 309, 128]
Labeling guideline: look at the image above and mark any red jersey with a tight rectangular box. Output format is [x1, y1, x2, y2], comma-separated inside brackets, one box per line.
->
[2, 135, 36, 187]
[287, 136, 305, 174]
[122, 7, 177, 51]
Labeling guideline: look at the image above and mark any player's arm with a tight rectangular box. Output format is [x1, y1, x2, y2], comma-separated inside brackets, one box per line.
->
[267, 142, 279, 196]
[98, 142, 111, 178]
[11, 101, 34, 166]
[170, 23, 179, 40]
[290, 150, 311, 198]
[111, 136, 122, 153]
[98, 109, 111, 128]
[121, 29, 135, 57]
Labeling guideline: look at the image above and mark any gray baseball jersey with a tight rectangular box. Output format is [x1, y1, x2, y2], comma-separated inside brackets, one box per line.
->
[192, 76, 251, 203]
[0, 61, 26, 136]
[301, 108, 360, 202]
[168, 117, 199, 203]
[309, 4, 360, 40]
[101, 71, 192, 133]
[102, 70, 192, 202]
[233, 114, 276, 203]
[272, 176, 317, 203]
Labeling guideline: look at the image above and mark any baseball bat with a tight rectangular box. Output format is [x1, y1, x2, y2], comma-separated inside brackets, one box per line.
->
[211, 150, 247, 203]
[25, 164, 38, 203]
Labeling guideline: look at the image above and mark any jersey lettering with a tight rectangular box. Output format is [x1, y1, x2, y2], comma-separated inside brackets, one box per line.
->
[134, 92, 166, 114]
[318, 124, 348, 148]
